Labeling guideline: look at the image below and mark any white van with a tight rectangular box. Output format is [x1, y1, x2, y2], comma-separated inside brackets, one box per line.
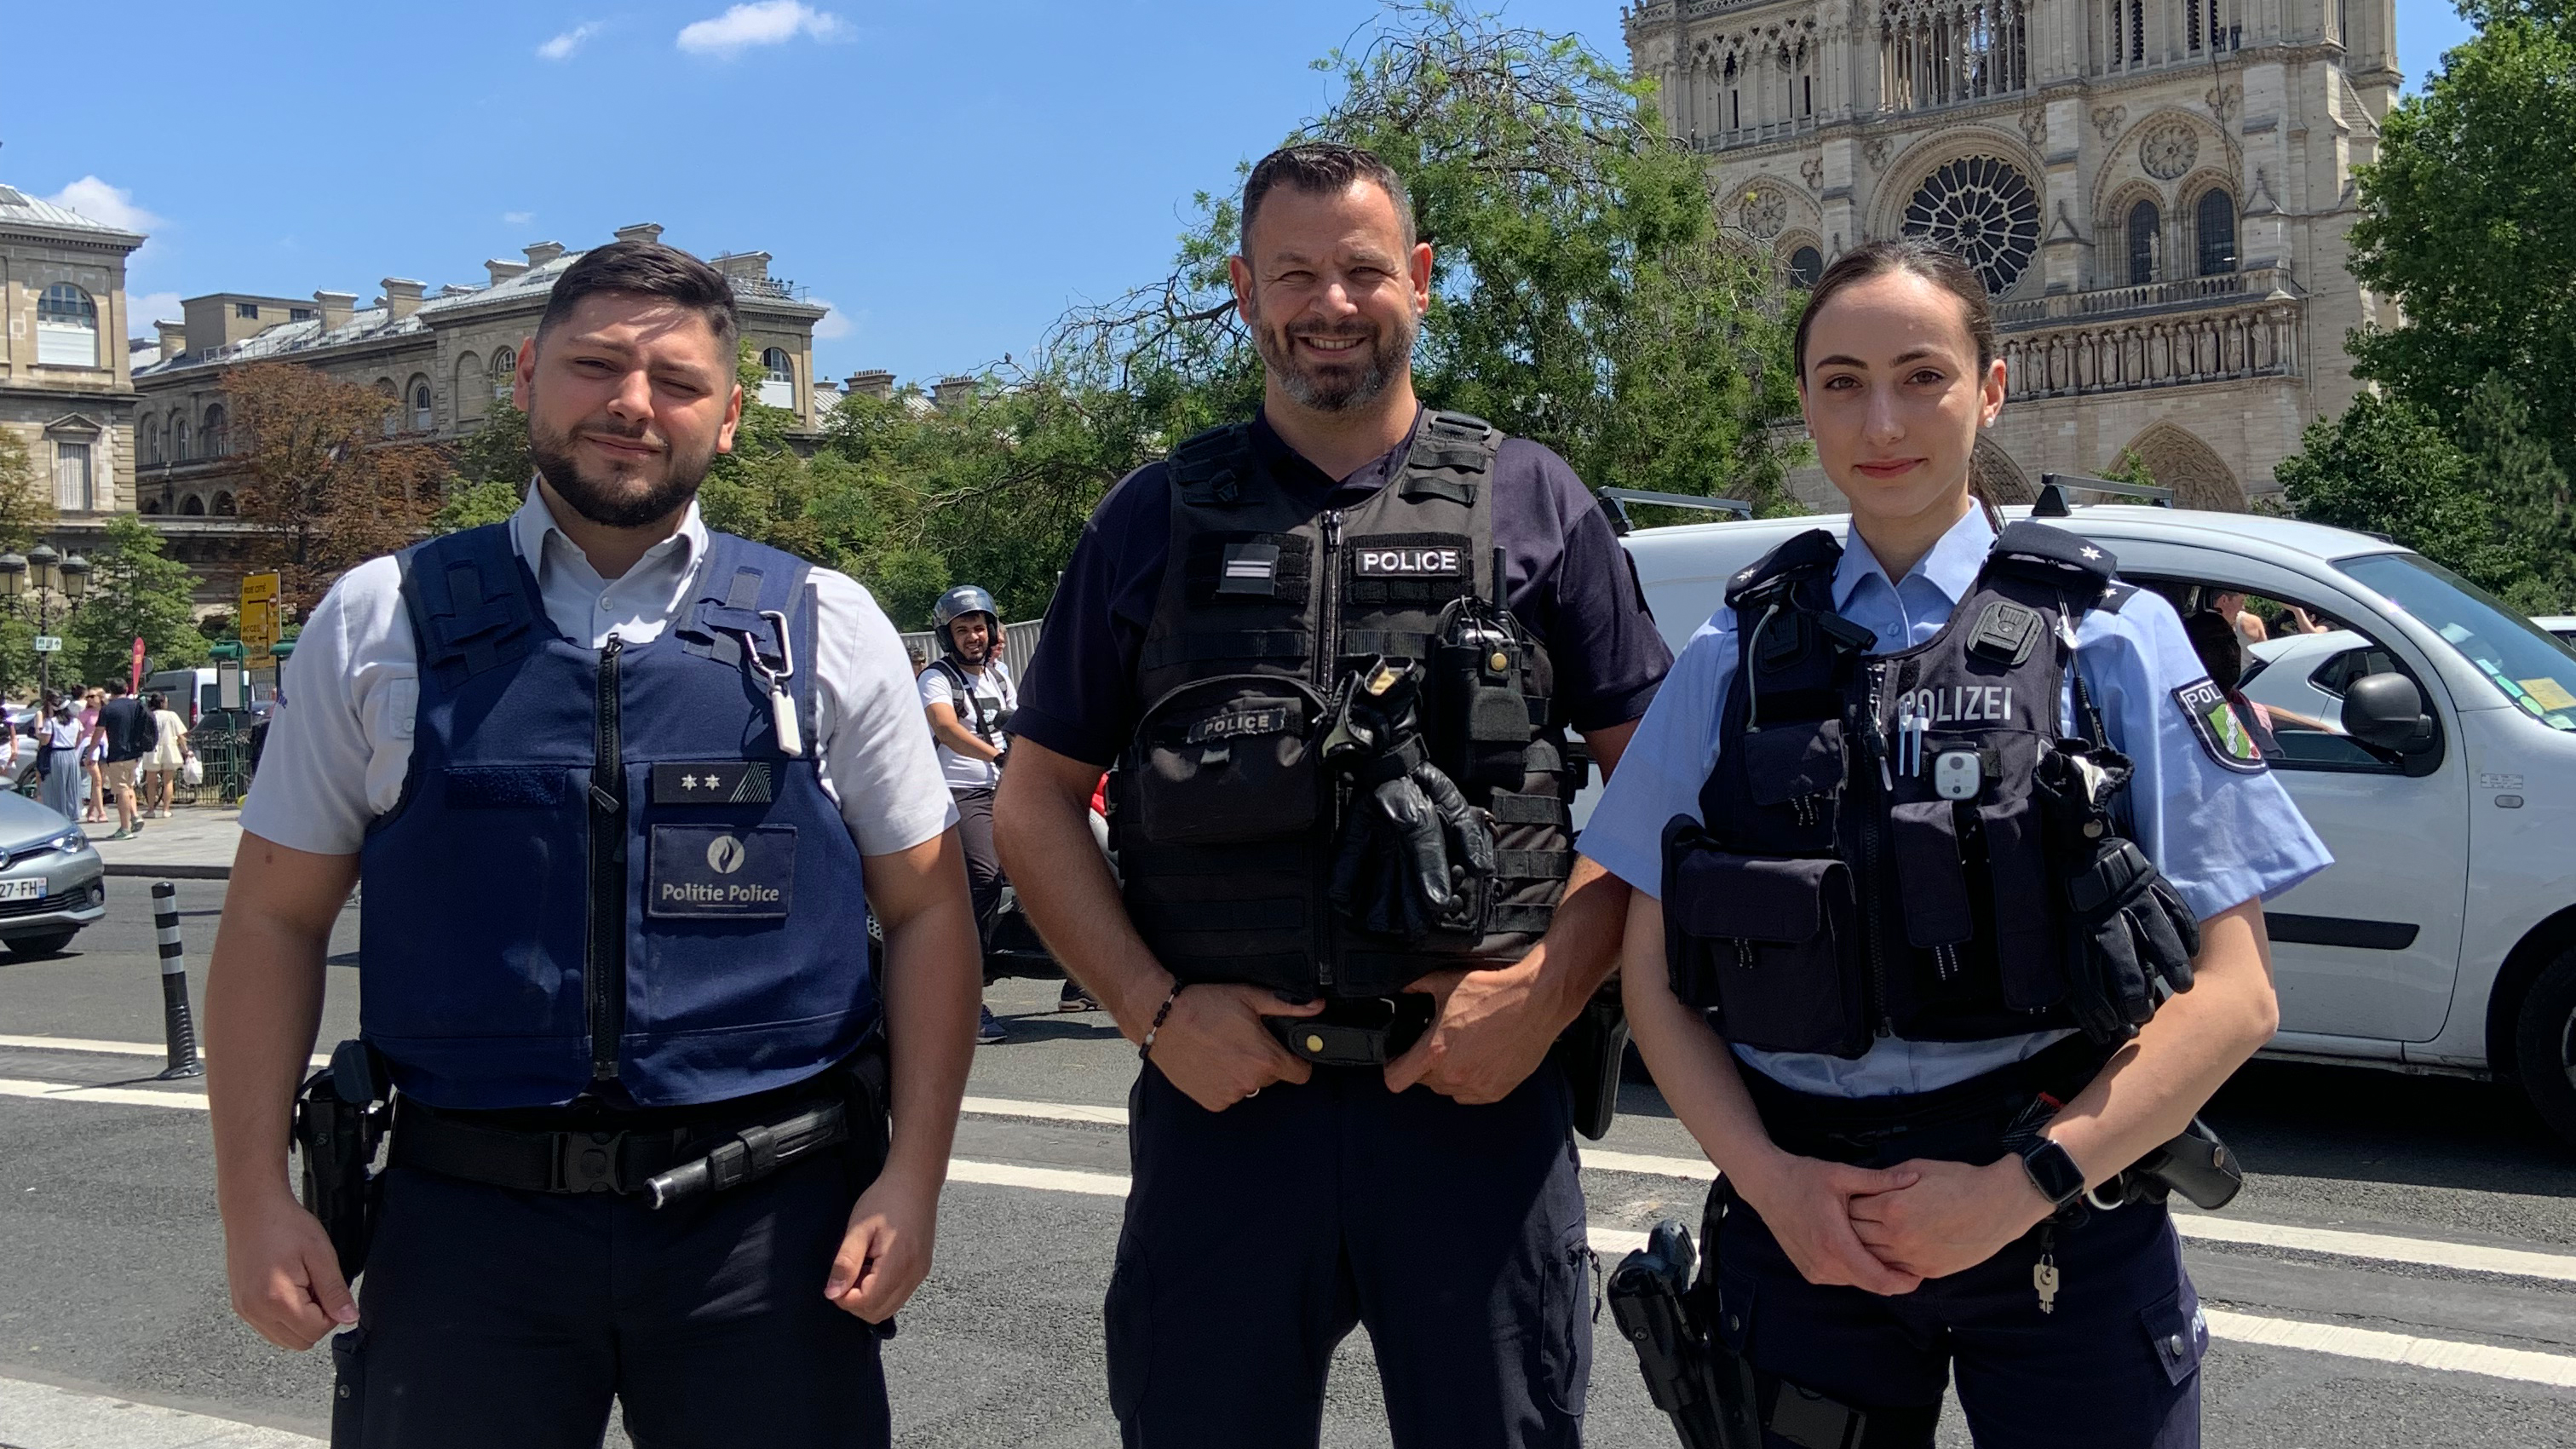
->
[141, 668, 220, 726]
[1604, 503, 2576, 1146]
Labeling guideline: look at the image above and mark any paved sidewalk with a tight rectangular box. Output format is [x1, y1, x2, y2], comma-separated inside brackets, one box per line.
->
[84, 807, 244, 880]
[0, 1376, 322, 1449]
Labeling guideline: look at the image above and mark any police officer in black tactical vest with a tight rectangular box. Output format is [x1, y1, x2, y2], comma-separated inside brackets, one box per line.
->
[995, 143, 1672, 1446]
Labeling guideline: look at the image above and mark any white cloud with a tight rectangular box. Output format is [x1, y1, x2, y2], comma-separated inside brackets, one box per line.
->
[503, 210, 536, 226]
[43, 176, 162, 236]
[537, 22, 599, 60]
[676, 1, 845, 56]
[810, 299, 854, 341]
[130, 291, 183, 327]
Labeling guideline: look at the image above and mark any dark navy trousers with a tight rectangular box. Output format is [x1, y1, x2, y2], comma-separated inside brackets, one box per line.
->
[1107, 1059, 1594, 1448]
[1713, 1189, 2206, 1448]
[331, 1147, 888, 1449]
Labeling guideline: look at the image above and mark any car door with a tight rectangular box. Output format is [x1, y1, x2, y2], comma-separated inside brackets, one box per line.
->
[2126, 559, 2468, 1044]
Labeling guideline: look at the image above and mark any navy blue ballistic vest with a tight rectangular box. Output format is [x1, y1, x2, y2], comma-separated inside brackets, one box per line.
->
[1662, 521, 2129, 1057]
[358, 525, 876, 1111]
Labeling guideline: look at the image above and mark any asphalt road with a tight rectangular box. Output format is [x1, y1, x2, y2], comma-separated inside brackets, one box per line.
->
[3, 883, 2576, 1446]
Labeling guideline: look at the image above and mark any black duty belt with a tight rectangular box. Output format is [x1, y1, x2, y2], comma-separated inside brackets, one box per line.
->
[1739, 1033, 2108, 1169]
[1266, 993, 1436, 1067]
[391, 1089, 849, 1210]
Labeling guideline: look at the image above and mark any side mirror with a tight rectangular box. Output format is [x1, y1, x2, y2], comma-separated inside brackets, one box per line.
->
[2342, 673, 2435, 754]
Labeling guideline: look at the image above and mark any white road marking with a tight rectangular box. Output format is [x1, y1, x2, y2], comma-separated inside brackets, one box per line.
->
[2203, 1310, 2576, 1389]
[13, 1058, 2576, 1304]
[946, 1159, 1131, 1197]
[0, 1374, 322, 1448]
[0, 1034, 331, 1068]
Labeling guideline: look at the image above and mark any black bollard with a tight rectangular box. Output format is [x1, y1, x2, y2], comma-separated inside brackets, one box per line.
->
[150, 880, 204, 1079]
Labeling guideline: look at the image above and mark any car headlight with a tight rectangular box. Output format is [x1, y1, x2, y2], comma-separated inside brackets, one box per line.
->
[50, 829, 85, 854]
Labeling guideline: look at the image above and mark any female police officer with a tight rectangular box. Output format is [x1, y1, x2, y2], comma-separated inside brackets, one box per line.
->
[1578, 239, 2331, 1447]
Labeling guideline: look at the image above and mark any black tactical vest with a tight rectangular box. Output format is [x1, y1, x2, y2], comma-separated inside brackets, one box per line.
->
[1110, 412, 1579, 998]
[1661, 520, 2131, 1057]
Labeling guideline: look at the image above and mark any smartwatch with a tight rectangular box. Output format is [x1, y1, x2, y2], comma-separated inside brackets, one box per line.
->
[2018, 1136, 2088, 1212]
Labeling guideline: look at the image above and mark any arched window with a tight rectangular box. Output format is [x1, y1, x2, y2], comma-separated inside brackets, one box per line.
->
[173, 417, 191, 461]
[213, 492, 236, 516]
[1902, 156, 2042, 297]
[142, 497, 164, 515]
[141, 416, 159, 465]
[491, 346, 517, 401]
[1787, 245, 1824, 290]
[181, 494, 205, 516]
[36, 285, 100, 367]
[758, 348, 796, 408]
[409, 378, 434, 432]
[455, 353, 486, 422]
[2126, 199, 2161, 285]
[2195, 189, 2237, 275]
[203, 403, 229, 457]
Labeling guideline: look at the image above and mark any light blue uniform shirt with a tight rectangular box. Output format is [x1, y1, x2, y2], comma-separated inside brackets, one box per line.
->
[1579, 507, 2332, 1097]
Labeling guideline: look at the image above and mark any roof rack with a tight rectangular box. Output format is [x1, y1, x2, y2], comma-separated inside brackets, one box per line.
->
[2033, 473, 2175, 516]
[1596, 488, 1755, 536]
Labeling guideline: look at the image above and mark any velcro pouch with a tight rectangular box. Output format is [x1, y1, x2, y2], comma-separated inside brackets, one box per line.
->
[1130, 676, 1322, 847]
[1660, 822, 1866, 1057]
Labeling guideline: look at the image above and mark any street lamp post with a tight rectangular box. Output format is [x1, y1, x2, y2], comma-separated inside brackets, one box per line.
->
[0, 544, 92, 700]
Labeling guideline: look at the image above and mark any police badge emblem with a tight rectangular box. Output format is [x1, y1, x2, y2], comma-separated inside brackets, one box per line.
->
[2172, 678, 2268, 773]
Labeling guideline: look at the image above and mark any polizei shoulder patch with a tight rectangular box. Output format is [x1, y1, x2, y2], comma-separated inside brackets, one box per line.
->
[2172, 678, 2268, 773]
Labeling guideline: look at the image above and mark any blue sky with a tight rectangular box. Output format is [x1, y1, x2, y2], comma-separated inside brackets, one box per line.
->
[3, 0, 2480, 388]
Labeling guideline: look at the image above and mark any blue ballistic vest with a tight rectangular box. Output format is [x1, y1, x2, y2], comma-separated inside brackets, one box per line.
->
[357, 524, 876, 1110]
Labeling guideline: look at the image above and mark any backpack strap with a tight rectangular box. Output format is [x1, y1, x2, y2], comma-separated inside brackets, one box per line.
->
[927, 656, 996, 741]
[396, 525, 544, 691]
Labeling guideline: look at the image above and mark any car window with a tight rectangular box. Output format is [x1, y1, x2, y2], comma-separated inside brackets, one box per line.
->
[2343, 555, 2576, 733]
[2150, 583, 2406, 772]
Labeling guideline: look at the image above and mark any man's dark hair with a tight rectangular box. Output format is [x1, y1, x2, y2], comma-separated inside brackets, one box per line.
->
[536, 239, 739, 358]
[1240, 143, 1417, 257]
[104, 678, 127, 695]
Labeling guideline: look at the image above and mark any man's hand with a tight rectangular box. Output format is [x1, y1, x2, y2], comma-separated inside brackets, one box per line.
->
[222, 1186, 356, 1350]
[1384, 962, 1565, 1103]
[825, 1164, 942, 1323]
[1847, 1157, 2054, 1282]
[1145, 984, 1323, 1113]
[1731, 1152, 1927, 1297]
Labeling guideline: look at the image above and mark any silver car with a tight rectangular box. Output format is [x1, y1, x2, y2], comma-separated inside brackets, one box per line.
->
[0, 791, 106, 957]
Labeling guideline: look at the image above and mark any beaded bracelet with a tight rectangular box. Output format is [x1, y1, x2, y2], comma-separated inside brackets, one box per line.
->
[1137, 982, 1187, 1061]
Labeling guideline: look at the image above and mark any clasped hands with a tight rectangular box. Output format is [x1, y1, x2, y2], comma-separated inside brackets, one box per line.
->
[1735, 1148, 2060, 1297]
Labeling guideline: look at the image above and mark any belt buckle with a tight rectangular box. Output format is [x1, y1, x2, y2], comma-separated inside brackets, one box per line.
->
[555, 1130, 626, 1193]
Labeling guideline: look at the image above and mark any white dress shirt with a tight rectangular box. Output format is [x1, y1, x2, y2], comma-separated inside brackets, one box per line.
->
[240, 488, 957, 858]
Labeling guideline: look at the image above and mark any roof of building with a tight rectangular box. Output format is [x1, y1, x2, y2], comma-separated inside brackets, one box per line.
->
[0, 182, 147, 243]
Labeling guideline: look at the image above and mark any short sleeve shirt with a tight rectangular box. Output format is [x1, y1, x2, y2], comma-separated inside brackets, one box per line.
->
[240, 488, 957, 859]
[917, 657, 1017, 791]
[1578, 506, 2334, 1097]
[1013, 409, 1672, 767]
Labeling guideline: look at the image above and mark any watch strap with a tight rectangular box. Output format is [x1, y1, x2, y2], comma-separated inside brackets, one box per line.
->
[2019, 1136, 2088, 1210]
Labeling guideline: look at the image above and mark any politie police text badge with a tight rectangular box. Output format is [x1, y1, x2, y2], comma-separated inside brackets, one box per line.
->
[649, 824, 797, 919]
[2172, 678, 2268, 773]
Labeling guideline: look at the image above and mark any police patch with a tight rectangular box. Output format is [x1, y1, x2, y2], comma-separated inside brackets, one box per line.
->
[1352, 546, 1464, 578]
[647, 824, 796, 918]
[2172, 678, 2268, 773]
[651, 762, 774, 804]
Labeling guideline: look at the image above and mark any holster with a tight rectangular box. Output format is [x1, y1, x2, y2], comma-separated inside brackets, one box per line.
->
[1553, 979, 1629, 1141]
[293, 1039, 390, 1284]
[1607, 1212, 1757, 1449]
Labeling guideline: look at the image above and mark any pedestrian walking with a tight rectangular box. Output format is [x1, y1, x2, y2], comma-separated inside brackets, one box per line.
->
[95, 678, 152, 838]
[78, 687, 106, 823]
[37, 698, 82, 822]
[994, 142, 1671, 1447]
[203, 239, 982, 1449]
[142, 691, 193, 816]
[1587, 240, 2333, 1447]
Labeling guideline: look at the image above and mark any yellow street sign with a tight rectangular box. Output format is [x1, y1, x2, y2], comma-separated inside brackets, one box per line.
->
[240, 572, 282, 669]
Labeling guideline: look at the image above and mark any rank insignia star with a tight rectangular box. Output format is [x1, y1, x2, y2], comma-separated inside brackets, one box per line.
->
[2079, 546, 2102, 561]
[682, 774, 701, 790]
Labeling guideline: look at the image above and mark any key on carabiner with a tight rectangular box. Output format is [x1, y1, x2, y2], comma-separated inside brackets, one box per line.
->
[739, 609, 803, 759]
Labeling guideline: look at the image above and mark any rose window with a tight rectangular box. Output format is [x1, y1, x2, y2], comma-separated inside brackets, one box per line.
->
[1901, 155, 2042, 297]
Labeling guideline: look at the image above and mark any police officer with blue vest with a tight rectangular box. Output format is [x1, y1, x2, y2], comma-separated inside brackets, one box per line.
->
[1585, 240, 2332, 1447]
[204, 240, 982, 1449]
[995, 143, 1671, 1446]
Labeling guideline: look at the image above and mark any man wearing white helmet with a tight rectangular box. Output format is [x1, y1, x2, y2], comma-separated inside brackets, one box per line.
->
[918, 585, 1037, 1042]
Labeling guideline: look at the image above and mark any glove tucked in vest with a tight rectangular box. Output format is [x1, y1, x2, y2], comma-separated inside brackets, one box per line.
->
[1109, 412, 1579, 998]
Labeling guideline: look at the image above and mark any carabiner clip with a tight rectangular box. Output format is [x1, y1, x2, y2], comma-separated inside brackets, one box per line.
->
[736, 609, 802, 758]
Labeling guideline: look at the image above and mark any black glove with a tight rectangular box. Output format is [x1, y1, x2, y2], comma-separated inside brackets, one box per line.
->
[2038, 739, 2203, 1044]
[1330, 756, 1498, 941]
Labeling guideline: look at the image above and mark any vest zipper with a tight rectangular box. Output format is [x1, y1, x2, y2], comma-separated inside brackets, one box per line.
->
[1314, 507, 1344, 992]
[1856, 660, 1894, 1040]
[588, 633, 627, 1082]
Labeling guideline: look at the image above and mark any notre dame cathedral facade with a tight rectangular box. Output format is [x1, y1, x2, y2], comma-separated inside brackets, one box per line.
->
[1624, 0, 2399, 509]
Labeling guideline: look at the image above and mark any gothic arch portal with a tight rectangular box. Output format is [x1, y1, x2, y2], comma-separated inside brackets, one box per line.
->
[1971, 434, 2035, 504]
[2118, 423, 2243, 511]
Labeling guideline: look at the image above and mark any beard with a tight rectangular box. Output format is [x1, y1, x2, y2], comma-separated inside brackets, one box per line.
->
[526, 391, 720, 529]
[1248, 302, 1417, 414]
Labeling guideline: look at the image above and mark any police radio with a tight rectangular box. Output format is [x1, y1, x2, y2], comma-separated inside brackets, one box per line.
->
[1432, 550, 1536, 793]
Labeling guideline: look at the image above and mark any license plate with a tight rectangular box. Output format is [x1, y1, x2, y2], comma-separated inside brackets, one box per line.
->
[0, 879, 44, 902]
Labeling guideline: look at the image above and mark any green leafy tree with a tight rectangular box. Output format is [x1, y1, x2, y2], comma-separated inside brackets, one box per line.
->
[61, 515, 210, 684]
[2277, 393, 2539, 596]
[0, 431, 55, 553]
[436, 400, 533, 532]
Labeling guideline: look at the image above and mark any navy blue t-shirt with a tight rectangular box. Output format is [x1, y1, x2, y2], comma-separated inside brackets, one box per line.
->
[1014, 410, 1673, 767]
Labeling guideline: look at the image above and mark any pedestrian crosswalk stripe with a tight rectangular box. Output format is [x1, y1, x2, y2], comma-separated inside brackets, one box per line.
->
[2201, 1310, 2576, 1389]
[0, 1374, 323, 1448]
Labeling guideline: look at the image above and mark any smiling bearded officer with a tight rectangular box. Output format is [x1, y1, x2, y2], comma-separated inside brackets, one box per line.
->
[203, 239, 982, 1449]
[994, 143, 1673, 1447]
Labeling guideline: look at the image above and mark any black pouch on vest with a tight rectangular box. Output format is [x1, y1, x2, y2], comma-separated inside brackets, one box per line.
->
[1662, 821, 1866, 1057]
[1130, 676, 1324, 847]
[1434, 607, 1535, 794]
[1739, 719, 1846, 853]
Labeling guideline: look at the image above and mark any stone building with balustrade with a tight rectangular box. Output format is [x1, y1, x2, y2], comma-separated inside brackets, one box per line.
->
[1624, 0, 2398, 509]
